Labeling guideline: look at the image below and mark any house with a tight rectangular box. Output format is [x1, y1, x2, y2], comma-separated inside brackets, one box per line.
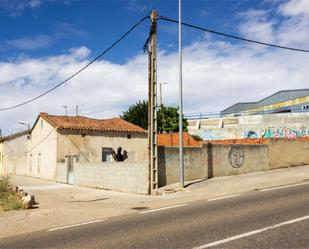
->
[27, 112, 148, 181]
[0, 130, 29, 176]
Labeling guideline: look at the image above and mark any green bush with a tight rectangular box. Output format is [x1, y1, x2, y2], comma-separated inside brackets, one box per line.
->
[0, 176, 23, 211]
[0, 176, 10, 200]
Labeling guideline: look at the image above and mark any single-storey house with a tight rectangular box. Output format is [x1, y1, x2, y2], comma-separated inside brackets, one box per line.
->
[27, 112, 148, 181]
[0, 130, 29, 176]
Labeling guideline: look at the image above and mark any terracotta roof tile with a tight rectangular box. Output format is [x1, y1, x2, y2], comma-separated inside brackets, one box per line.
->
[158, 132, 202, 147]
[0, 130, 29, 142]
[40, 113, 146, 133]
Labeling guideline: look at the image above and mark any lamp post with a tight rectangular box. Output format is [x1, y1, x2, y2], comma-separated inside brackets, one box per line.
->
[17, 121, 30, 131]
[159, 82, 167, 106]
[62, 105, 68, 116]
[178, 0, 184, 188]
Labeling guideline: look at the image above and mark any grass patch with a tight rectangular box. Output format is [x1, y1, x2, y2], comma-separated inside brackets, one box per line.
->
[0, 176, 22, 211]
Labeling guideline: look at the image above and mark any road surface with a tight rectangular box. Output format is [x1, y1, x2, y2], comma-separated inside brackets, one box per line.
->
[1, 182, 309, 249]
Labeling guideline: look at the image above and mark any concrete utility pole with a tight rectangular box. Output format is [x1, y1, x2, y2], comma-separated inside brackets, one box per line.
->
[148, 10, 158, 193]
[159, 82, 167, 106]
[75, 105, 79, 116]
[178, 0, 184, 188]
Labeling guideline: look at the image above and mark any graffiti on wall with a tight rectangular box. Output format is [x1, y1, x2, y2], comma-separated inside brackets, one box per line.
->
[190, 130, 225, 140]
[243, 128, 309, 139]
[228, 146, 245, 168]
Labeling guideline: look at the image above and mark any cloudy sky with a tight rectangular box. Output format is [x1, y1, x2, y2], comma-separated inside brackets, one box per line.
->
[0, 0, 309, 135]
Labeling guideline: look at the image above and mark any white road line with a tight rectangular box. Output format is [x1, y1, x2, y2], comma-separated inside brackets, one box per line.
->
[139, 204, 187, 214]
[47, 219, 106, 232]
[260, 182, 309, 192]
[207, 194, 241, 202]
[193, 214, 309, 249]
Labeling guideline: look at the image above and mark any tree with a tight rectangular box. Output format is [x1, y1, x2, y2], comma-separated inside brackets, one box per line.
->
[121, 101, 188, 132]
[121, 100, 148, 130]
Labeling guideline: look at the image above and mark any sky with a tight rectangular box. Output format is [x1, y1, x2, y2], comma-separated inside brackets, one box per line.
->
[1, 0, 309, 135]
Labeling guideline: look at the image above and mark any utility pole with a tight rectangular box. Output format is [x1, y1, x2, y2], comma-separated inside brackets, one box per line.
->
[179, 0, 184, 188]
[75, 105, 79, 116]
[148, 10, 158, 193]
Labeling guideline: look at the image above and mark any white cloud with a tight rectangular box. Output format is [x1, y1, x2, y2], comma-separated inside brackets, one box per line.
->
[1, 0, 309, 135]
[279, 0, 309, 17]
[6, 35, 53, 50]
[0, 0, 42, 17]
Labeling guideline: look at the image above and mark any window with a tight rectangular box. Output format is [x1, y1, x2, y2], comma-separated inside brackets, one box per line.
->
[41, 120, 44, 128]
[102, 148, 113, 162]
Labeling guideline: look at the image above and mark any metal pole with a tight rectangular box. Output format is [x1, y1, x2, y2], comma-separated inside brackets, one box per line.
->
[179, 0, 184, 188]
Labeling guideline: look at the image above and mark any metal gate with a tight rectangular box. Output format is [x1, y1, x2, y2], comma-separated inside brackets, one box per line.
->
[67, 155, 74, 185]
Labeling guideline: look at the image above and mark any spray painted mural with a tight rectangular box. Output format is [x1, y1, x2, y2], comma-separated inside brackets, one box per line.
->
[243, 128, 309, 139]
[190, 130, 226, 140]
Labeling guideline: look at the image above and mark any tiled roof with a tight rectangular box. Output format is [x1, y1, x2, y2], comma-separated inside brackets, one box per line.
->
[0, 130, 29, 142]
[158, 132, 202, 147]
[39, 113, 146, 133]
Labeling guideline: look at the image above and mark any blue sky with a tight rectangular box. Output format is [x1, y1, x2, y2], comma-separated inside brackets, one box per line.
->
[0, 0, 278, 63]
[1, 0, 309, 134]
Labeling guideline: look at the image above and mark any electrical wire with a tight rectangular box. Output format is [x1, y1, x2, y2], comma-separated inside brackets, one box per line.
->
[0, 15, 150, 111]
[158, 16, 309, 53]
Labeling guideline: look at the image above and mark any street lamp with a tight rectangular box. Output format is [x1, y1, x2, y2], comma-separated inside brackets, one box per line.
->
[62, 105, 68, 116]
[179, 0, 184, 188]
[17, 121, 30, 131]
[159, 82, 167, 106]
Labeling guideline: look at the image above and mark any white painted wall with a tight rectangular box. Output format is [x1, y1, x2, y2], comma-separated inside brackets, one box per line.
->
[0, 135, 28, 176]
[27, 117, 58, 180]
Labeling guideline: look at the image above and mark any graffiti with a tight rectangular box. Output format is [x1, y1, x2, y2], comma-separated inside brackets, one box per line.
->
[243, 128, 309, 139]
[191, 130, 225, 140]
[228, 146, 245, 168]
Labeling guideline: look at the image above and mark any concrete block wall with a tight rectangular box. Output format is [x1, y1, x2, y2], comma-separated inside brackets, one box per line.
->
[268, 139, 309, 169]
[158, 147, 206, 187]
[74, 163, 149, 194]
[210, 144, 269, 177]
[158, 139, 308, 186]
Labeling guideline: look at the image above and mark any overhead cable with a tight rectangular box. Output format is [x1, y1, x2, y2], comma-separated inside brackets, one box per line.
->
[0, 15, 149, 111]
[158, 16, 309, 53]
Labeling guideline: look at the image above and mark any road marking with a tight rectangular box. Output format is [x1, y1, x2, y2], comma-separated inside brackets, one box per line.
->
[260, 182, 309, 192]
[47, 219, 106, 232]
[139, 204, 187, 214]
[193, 214, 309, 249]
[207, 194, 241, 202]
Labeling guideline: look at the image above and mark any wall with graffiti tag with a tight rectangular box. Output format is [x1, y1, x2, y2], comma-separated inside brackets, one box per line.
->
[243, 128, 309, 139]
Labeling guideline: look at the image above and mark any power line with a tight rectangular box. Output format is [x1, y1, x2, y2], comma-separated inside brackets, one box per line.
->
[158, 16, 309, 53]
[0, 15, 150, 111]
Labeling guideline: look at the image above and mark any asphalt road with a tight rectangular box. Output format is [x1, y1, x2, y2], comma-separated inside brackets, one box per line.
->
[1, 183, 309, 249]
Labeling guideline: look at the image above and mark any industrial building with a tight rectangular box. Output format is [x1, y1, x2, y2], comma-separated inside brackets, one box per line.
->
[221, 89, 309, 117]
